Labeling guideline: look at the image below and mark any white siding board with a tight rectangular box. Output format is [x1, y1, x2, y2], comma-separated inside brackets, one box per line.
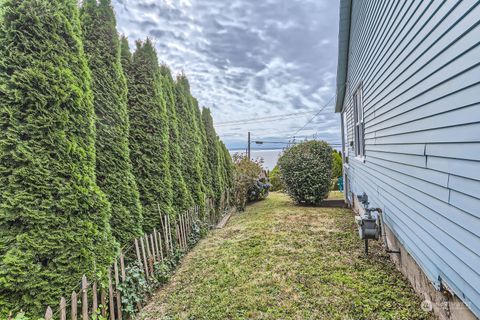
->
[360, 1, 423, 100]
[448, 175, 480, 200]
[427, 156, 480, 181]
[367, 66, 480, 127]
[365, 2, 480, 114]
[366, 151, 426, 168]
[367, 83, 480, 133]
[353, 163, 480, 234]
[383, 213, 441, 288]
[352, 164, 480, 268]
[426, 143, 480, 162]
[380, 195, 480, 306]
[365, 143, 425, 156]
[371, 49, 480, 121]
[367, 156, 449, 187]
[360, 0, 443, 105]
[340, 1, 480, 314]
[449, 191, 480, 216]
[373, 123, 480, 145]
[350, 1, 395, 86]
[378, 193, 480, 291]
[372, 104, 480, 138]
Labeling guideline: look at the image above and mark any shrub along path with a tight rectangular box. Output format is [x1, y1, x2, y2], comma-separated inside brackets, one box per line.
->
[138, 193, 431, 319]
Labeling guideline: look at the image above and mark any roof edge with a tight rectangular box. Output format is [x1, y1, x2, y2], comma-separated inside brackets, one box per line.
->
[335, 0, 352, 113]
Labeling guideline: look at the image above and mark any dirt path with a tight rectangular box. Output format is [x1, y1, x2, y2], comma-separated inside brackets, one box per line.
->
[138, 193, 431, 320]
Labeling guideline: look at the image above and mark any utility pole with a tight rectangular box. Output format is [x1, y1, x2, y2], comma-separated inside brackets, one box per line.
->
[247, 131, 251, 160]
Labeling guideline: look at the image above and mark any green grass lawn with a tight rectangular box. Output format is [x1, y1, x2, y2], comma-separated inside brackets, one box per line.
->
[138, 193, 431, 320]
[328, 190, 344, 200]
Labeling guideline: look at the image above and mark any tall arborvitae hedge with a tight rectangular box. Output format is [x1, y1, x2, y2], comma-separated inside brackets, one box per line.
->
[0, 0, 116, 316]
[175, 75, 206, 210]
[219, 140, 235, 200]
[81, 0, 143, 245]
[124, 39, 173, 232]
[120, 36, 132, 78]
[160, 65, 194, 212]
[192, 99, 213, 199]
[202, 108, 222, 205]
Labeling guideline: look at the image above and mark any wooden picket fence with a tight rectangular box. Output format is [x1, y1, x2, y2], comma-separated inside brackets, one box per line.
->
[42, 193, 230, 320]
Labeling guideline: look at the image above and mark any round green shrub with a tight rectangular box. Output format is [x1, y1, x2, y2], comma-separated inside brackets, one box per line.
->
[278, 141, 333, 205]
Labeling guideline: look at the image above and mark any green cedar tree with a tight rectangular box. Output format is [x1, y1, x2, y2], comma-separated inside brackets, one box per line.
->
[81, 0, 143, 245]
[201, 108, 222, 205]
[192, 100, 213, 200]
[0, 0, 117, 316]
[125, 39, 173, 232]
[219, 140, 235, 201]
[175, 75, 205, 210]
[160, 65, 194, 212]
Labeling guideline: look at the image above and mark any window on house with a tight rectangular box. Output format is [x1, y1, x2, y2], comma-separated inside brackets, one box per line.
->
[353, 85, 365, 158]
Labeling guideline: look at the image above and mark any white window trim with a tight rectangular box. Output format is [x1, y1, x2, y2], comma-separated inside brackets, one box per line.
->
[352, 83, 365, 162]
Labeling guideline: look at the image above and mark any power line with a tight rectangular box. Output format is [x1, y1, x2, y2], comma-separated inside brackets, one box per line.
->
[290, 94, 336, 139]
[214, 110, 317, 127]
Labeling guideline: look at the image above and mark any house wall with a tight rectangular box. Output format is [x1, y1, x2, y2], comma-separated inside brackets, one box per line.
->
[340, 0, 480, 318]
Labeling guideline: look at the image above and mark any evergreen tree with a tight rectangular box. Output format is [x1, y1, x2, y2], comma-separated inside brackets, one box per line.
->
[175, 75, 205, 210]
[126, 39, 173, 232]
[219, 140, 235, 201]
[217, 138, 227, 194]
[192, 99, 213, 199]
[202, 108, 222, 205]
[0, 0, 116, 316]
[81, 0, 142, 245]
[160, 65, 194, 212]
[120, 36, 132, 78]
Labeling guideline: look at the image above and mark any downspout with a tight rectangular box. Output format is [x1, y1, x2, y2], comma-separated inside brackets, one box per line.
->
[340, 111, 347, 205]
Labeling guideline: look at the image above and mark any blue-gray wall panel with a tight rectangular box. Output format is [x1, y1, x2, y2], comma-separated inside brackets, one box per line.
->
[340, 1, 480, 316]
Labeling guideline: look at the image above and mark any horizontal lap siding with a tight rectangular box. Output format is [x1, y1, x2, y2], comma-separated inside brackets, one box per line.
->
[342, 0, 480, 316]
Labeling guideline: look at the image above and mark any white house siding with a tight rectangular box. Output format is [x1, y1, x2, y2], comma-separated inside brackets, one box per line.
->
[339, 0, 480, 317]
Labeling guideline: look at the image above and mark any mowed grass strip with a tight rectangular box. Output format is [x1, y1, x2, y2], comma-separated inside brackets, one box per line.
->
[138, 193, 431, 320]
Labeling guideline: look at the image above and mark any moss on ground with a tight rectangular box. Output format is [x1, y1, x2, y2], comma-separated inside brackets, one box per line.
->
[138, 193, 432, 320]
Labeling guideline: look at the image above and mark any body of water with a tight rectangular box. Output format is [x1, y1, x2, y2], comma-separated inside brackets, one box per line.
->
[229, 149, 283, 171]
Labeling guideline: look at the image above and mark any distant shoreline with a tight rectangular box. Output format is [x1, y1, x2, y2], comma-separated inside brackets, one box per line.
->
[228, 149, 283, 170]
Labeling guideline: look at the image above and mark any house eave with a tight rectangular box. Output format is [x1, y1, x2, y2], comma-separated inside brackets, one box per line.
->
[335, 0, 352, 113]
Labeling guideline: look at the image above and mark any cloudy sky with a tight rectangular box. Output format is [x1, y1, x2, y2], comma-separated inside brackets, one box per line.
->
[112, 0, 341, 151]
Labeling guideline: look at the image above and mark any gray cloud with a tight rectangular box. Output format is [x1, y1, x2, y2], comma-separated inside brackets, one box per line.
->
[112, 0, 340, 149]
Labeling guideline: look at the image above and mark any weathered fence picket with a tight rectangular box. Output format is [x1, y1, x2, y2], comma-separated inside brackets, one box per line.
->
[120, 253, 126, 282]
[167, 215, 174, 254]
[59, 297, 66, 320]
[44, 307, 52, 320]
[181, 214, 187, 249]
[139, 237, 149, 278]
[144, 234, 153, 274]
[108, 268, 115, 320]
[162, 214, 169, 254]
[101, 289, 107, 317]
[134, 239, 143, 273]
[71, 291, 77, 320]
[114, 260, 122, 320]
[81, 275, 88, 320]
[92, 282, 98, 315]
[157, 230, 164, 260]
[42, 198, 230, 320]
[149, 234, 156, 263]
